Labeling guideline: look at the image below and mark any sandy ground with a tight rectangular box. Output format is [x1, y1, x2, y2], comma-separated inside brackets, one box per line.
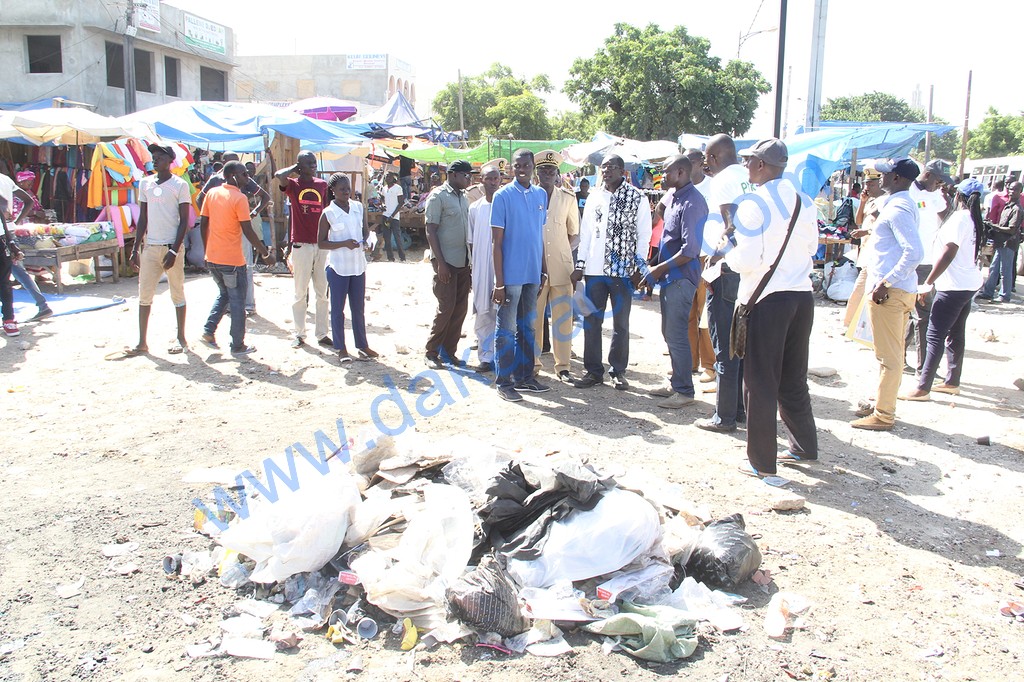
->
[1, 251, 1023, 682]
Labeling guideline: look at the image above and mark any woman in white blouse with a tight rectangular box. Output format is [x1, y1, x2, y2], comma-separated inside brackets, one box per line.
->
[317, 173, 378, 362]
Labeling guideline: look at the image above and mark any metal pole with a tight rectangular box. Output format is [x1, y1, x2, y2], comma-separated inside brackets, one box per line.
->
[123, 2, 137, 114]
[783, 65, 792, 138]
[457, 70, 466, 148]
[804, 0, 828, 131]
[959, 71, 972, 177]
[924, 84, 934, 162]
[773, 0, 788, 138]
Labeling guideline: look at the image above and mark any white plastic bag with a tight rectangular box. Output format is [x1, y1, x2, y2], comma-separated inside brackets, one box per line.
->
[218, 455, 360, 583]
[353, 483, 474, 629]
[507, 489, 661, 588]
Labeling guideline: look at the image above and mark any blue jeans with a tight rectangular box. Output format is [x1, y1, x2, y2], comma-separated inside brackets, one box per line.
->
[326, 267, 367, 353]
[382, 217, 406, 261]
[917, 289, 974, 391]
[11, 263, 47, 308]
[582, 276, 632, 378]
[706, 269, 745, 427]
[204, 263, 248, 350]
[659, 278, 697, 396]
[982, 245, 1015, 300]
[494, 282, 539, 389]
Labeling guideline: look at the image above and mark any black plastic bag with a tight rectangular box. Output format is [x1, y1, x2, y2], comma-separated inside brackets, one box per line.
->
[682, 513, 762, 589]
[446, 558, 530, 636]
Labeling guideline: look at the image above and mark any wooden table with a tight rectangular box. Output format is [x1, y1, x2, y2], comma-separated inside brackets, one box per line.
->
[817, 237, 851, 264]
[20, 238, 121, 294]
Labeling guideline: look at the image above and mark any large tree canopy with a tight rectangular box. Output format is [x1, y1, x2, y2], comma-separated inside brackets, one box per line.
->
[431, 63, 552, 140]
[820, 92, 925, 123]
[966, 107, 1024, 159]
[563, 23, 771, 140]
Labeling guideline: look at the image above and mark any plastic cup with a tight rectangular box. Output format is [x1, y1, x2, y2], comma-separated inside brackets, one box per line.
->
[162, 554, 182, 574]
[356, 617, 378, 639]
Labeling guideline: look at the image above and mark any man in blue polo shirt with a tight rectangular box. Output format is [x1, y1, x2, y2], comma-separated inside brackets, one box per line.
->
[490, 149, 549, 402]
[645, 154, 707, 408]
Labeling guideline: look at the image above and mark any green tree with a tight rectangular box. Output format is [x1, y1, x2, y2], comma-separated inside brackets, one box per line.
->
[820, 92, 925, 122]
[432, 63, 552, 140]
[966, 107, 1024, 159]
[563, 23, 771, 139]
[549, 110, 600, 141]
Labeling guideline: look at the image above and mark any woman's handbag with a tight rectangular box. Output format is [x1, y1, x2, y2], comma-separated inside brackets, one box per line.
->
[729, 197, 802, 360]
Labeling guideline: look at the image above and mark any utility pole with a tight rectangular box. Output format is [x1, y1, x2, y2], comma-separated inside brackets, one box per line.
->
[123, 1, 138, 114]
[924, 84, 934, 162]
[772, 0, 788, 137]
[457, 70, 466, 148]
[804, 0, 828, 131]
[959, 71, 972, 176]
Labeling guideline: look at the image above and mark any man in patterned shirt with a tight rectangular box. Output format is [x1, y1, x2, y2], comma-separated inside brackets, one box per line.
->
[571, 154, 652, 390]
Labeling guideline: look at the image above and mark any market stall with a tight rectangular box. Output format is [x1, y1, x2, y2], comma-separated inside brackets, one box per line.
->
[12, 222, 119, 293]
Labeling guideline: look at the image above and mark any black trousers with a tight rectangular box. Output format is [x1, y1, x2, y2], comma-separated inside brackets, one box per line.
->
[0, 241, 13, 321]
[743, 290, 818, 474]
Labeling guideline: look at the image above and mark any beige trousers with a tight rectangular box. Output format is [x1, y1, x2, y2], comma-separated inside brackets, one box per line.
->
[289, 244, 329, 339]
[534, 282, 574, 373]
[868, 287, 916, 423]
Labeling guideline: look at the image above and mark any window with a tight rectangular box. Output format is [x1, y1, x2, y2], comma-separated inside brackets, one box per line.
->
[27, 35, 62, 73]
[105, 42, 124, 88]
[164, 56, 179, 97]
[134, 48, 153, 93]
[199, 66, 226, 101]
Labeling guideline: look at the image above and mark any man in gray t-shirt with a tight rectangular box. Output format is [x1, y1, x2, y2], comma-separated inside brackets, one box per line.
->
[423, 160, 472, 367]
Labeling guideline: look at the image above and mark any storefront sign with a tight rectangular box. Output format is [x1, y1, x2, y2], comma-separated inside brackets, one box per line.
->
[346, 54, 387, 70]
[136, 0, 161, 33]
[184, 13, 227, 55]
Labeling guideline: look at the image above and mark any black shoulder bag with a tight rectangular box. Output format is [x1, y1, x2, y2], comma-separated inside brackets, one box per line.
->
[729, 197, 802, 360]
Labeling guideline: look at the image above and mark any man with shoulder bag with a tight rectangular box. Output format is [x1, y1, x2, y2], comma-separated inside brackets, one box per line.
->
[721, 139, 820, 485]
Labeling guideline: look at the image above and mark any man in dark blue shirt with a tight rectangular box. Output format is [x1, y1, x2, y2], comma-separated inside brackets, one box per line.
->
[644, 155, 707, 408]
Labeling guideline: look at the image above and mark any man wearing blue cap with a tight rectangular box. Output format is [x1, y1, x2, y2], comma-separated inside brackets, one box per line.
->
[852, 158, 924, 431]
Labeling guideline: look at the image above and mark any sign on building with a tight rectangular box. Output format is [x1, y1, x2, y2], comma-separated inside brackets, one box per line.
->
[184, 13, 227, 55]
[346, 54, 387, 70]
[136, 0, 161, 33]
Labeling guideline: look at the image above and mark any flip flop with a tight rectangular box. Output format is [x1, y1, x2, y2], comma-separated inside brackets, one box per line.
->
[199, 334, 219, 349]
[357, 348, 380, 360]
[105, 347, 147, 361]
[338, 353, 353, 364]
[168, 341, 186, 355]
[777, 450, 817, 463]
[738, 462, 791, 487]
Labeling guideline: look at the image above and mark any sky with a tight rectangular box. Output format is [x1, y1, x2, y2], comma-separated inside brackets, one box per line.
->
[166, 0, 1021, 140]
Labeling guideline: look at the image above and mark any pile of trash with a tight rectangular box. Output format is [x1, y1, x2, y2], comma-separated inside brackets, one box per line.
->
[176, 434, 776, 663]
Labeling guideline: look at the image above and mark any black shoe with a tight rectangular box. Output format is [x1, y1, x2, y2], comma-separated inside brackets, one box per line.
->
[425, 353, 444, 369]
[694, 417, 737, 433]
[318, 336, 334, 348]
[558, 370, 573, 383]
[574, 372, 604, 388]
[515, 378, 551, 393]
[497, 386, 523, 402]
[30, 307, 53, 321]
[609, 372, 629, 390]
[474, 362, 495, 373]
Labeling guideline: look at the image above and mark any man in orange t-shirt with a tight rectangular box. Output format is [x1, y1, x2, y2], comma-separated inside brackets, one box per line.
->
[199, 161, 274, 354]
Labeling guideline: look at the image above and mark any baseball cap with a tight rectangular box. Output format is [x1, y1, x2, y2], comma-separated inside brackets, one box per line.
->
[147, 143, 175, 159]
[956, 177, 984, 196]
[448, 160, 472, 173]
[535, 149, 563, 168]
[738, 138, 789, 167]
[924, 159, 954, 185]
[873, 158, 920, 181]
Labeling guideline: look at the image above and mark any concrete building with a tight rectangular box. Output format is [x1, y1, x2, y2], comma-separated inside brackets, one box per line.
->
[0, 0, 236, 115]
[233, 54, 416, 109]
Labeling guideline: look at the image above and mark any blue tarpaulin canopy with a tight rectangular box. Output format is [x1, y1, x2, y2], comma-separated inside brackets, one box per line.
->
[679, 122, 956, 196]
[119, 101, 372, 152]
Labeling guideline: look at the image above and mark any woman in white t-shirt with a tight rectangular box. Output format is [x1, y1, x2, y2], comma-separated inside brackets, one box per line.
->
[901, 178, 986, 400]
[318, 173, 377, 362]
